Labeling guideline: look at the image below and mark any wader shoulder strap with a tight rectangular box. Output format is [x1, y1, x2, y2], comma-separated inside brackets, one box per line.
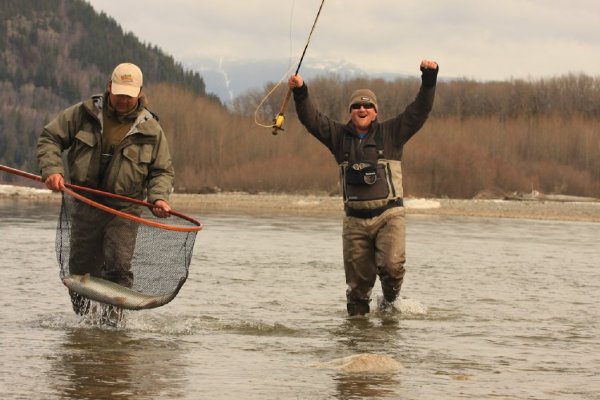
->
[342, 128, 384, 162]
[375, 129, 384, 159]
[342, 132, 351, 162]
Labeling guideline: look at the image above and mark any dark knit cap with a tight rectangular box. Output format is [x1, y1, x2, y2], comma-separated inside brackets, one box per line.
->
[348, 89, 378, 112]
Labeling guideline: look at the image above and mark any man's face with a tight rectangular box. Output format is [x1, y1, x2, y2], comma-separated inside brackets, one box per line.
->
[108, 82, 140, 114]
[350, 102, 378, 133]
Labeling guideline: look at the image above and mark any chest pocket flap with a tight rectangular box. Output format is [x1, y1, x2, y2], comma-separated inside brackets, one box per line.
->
[123, 143, 154, 164]
[74, 130, 97, 147]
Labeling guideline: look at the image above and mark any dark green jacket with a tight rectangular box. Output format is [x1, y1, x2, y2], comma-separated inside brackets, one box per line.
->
[37, 93, 174, 204]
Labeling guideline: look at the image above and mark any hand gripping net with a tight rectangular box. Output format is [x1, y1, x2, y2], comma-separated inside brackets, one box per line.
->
[56, 186, 202, 310]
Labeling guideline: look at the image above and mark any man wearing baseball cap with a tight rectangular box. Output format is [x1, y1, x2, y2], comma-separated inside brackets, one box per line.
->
[289, 60, 439, 316]
[37, 62, 174, 325]
[110, 62, 143, 97]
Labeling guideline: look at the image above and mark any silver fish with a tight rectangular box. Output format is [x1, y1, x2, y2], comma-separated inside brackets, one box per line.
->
[62, 274, 185, 310]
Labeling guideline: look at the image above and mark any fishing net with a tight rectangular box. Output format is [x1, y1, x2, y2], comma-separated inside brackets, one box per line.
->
[0, 165, 202, 312]
[56, 186, 201, 310]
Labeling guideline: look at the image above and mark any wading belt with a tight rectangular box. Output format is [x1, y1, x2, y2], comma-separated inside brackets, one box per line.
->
[344, 198, 404, 218]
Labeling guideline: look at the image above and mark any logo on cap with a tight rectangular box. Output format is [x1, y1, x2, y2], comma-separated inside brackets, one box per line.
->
[119, 74, 134, 83]
[111, 63, 143, 97]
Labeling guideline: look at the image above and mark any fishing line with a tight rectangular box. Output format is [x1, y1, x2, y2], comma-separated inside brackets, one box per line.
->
[253, 64, 296, 129]
[289, 0, 295, 68]
[253, 0, 298, 130]
[254, 0, 326, 134]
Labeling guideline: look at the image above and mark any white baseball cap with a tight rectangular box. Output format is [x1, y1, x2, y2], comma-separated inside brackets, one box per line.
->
[110, 62, 143, 97]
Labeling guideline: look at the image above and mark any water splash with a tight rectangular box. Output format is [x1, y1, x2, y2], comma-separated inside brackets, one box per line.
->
[398, 298, 428, 316]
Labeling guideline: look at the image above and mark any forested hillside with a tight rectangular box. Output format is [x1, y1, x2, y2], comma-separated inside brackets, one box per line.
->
[1, 1, 599, 199]
[0, 0, 215, 173]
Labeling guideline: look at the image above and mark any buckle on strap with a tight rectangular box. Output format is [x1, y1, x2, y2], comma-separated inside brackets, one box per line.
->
[345, 198, 404, 218]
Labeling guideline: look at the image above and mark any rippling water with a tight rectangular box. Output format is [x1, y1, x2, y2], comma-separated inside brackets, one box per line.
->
[1, 199, 599, 399]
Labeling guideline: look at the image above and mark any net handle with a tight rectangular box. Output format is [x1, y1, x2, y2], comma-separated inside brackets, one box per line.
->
[63, 187, 200, 232]
[0, 164, 202, 232]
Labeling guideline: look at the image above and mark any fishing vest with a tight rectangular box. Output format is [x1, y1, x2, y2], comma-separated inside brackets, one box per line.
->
[339, 131, 404, 209]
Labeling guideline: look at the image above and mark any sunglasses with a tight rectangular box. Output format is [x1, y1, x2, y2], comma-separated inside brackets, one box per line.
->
[350, 102, 375, 110]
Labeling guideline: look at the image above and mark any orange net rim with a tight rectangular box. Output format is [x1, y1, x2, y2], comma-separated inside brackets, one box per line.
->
[0, 164, 202, 233]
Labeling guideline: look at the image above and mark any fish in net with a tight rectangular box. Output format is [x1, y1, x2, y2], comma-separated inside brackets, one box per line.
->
[57, 186, 202, 312]
[0, 165, 202, 324]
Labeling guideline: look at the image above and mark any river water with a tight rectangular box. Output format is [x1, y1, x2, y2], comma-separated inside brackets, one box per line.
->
[0, 199, 598, 400]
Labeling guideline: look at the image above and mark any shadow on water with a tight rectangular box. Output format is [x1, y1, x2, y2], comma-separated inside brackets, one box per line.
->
[48, 327, 186, 399]
[333, 373, 401, 400]
[333, 314, 402, 350]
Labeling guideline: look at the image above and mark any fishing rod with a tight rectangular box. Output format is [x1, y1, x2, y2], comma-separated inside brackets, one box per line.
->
[272, 0, 326, 135]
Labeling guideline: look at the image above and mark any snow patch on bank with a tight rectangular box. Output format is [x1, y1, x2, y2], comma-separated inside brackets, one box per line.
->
[0, 184, 50, 196]
[405, 198, 441, 209]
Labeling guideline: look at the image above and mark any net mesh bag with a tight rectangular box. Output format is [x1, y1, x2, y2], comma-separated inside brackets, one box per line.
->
[55, 187, 201, 310]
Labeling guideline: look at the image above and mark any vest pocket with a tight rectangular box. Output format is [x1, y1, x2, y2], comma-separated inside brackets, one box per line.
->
[344, 164, 389, 201]
[68, 130, 97, 184]
[114, 143, 152, 195]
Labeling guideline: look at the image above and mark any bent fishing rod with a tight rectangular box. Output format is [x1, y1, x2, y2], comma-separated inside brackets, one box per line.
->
[272, 0, 326, 135]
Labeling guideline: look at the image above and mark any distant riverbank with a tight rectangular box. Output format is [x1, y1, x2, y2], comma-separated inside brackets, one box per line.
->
[2, 184, 599, 222]
[171, 192, 600, 222]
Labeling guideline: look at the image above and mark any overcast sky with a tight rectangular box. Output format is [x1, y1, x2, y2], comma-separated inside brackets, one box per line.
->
[87, 0, 600, 81]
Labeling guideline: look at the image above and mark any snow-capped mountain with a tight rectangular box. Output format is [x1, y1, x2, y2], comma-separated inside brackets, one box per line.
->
[183, 56, 403, 104]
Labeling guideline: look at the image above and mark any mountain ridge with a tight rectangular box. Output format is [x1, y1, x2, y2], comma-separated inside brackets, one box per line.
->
[183, 56, 410, 104]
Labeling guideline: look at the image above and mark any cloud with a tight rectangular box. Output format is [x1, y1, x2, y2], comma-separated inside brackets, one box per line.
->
[87, 0, 600, 81]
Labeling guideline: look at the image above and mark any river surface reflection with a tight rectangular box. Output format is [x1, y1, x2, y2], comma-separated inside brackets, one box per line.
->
[1, 199, 598, 399]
